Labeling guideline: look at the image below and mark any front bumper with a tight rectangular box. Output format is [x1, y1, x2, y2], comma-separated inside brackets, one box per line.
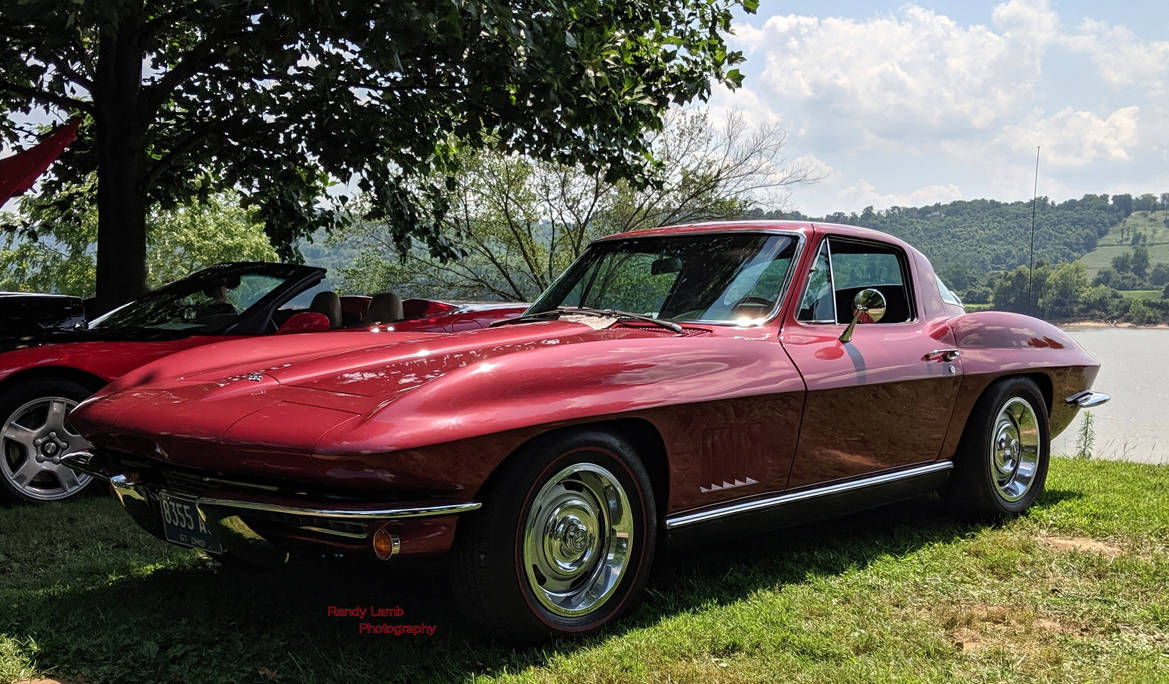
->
[63, 451, 479, 566]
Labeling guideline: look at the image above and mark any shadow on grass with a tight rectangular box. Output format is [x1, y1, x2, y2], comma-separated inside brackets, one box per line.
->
[6, 489, 1082, 683]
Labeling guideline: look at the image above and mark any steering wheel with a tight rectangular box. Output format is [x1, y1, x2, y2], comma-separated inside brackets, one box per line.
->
[175, 303, 201, 323]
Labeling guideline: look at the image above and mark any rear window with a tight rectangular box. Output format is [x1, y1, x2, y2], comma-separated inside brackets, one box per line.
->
[937, 278, 964, 307]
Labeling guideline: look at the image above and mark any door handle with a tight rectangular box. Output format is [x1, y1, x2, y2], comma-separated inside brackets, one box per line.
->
[923, 349, 960, 362]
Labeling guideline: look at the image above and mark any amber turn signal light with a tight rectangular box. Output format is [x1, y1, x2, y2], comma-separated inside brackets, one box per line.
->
[372, 528, 400, 560]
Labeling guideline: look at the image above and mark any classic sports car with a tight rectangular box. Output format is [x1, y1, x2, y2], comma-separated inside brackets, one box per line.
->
[0, 261, 524, 503]
[66, 221, 1107, 644]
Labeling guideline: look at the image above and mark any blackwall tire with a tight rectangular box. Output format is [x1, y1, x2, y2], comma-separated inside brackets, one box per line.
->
[947, 377, 1050, 518]
[450, 429, 657, 645]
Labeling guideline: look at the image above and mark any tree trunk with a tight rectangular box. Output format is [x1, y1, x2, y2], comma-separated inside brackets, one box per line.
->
[93, 3, 147, 313]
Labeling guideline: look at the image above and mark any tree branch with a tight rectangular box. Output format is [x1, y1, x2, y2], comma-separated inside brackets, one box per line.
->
[0, 80, 93, 113]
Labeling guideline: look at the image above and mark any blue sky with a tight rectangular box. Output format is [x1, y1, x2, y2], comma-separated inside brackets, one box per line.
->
[714, 1, 1169, 215]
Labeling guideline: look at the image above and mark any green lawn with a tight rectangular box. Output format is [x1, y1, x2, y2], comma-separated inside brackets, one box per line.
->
[1118, 289, 1164, 302]
[1080, 210, 1169, 277]
[3, 457, 1168, 683]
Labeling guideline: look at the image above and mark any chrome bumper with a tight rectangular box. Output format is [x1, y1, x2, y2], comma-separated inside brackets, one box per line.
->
[1066, 390, 1111, 408]
[62, 451, 480, 566]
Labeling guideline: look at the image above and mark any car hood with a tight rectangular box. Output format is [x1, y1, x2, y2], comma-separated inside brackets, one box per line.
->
[71, 319, 796, 471]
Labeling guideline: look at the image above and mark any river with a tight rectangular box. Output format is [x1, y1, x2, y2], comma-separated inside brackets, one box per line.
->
[1051, 327, 1167, 464]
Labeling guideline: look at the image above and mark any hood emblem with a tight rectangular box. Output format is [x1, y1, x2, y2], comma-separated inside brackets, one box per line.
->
[246, 372, 263, 382]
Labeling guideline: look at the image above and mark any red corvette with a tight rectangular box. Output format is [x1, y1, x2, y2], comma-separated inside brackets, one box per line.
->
[67, 221, 1108, 644]
[0, 261, 524, 502]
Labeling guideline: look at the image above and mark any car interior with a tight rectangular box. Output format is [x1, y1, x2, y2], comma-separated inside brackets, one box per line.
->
[273, 289, 419, 330]
[798, 238, 914, 324]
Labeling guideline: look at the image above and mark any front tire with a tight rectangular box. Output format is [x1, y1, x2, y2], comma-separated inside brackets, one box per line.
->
[947, 377, 1050, 517]
[0, 378, 100, 504]
[450, 429, 657, 645]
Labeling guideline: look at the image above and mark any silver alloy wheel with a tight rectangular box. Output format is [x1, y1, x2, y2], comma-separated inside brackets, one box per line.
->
[988, 397, 1041, 502]
[522, 462, 634, 618]
[1, 396, 92, 501]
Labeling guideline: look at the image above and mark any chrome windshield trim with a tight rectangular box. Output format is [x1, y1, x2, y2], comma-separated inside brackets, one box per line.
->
[664, 461, 954, 529]
[195, 497, 482, 521]
[525, 229, 806, 329]
[1066, 390, 1110, 408]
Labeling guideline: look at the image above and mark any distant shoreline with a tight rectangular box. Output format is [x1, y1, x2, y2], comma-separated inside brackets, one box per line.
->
[1059, 320, 1169, 330]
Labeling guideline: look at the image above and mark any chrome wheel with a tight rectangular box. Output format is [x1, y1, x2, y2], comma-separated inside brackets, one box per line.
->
[988, 397, 1041, 502]
[1, 396, 92, 501]
[522, 462, 634, 618]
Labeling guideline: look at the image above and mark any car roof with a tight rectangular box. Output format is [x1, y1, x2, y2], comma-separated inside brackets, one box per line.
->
[595, 220, 915, 252]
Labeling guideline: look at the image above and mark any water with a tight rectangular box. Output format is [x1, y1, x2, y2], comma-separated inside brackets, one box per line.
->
[1051, 327, 1168, 464]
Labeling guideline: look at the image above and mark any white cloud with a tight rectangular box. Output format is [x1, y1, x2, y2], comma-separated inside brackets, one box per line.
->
[836, 180, 963, 210]
[791, 154, 837, 183]
[1062, 19, 1169, 91]
[738, 2, 1059, 141]
[997, 106, 1142, 167]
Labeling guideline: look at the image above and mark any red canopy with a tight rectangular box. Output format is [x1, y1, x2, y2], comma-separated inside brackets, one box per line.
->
[0, 118, 81, 206]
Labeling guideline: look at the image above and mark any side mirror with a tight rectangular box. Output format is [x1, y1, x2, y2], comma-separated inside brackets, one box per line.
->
[277, 311, 332, 334]
[839, 288, 886, 343]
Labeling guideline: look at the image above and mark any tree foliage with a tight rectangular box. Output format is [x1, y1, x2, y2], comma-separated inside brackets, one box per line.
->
[336, 109, 812, 300]
[0, 0, 753, 307]
[757, 194, 1128, 292]
[0, 189, 276, 296]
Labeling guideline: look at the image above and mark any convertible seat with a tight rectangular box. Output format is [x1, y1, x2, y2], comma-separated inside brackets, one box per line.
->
[309, 291, 343, 329]
[363, 292, 405, 324]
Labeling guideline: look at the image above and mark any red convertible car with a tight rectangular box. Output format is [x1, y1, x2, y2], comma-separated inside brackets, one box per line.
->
[66, 221, 1108, 644]
[0, 261, 524, 503]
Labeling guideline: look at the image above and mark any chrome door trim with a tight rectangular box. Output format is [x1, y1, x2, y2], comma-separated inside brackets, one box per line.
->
[664, 461, 954, 529]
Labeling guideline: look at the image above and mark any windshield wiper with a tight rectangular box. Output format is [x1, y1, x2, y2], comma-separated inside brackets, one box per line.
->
[559, 307, 684, 333]
[490, 307, 684, 333]
[489, 310, 563, 327]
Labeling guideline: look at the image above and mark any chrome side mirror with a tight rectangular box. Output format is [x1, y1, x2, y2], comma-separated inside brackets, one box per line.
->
[839, 288, 886, 343]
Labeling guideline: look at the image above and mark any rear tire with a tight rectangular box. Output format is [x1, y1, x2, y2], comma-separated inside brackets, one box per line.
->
[947, 377, 1049, 517]
[450, 429, 657, 645]
[0, 378, 100, 504]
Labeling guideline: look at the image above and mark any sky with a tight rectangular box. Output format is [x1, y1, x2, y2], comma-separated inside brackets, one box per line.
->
[711, 0, 1169, 216]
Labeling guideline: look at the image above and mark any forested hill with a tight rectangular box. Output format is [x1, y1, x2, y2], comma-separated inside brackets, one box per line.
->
[755, 194, 1132, 290]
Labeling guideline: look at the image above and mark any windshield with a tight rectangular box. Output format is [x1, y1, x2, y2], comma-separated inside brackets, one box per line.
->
[528, 232, 799, 324]
[90, 272, 289, 333]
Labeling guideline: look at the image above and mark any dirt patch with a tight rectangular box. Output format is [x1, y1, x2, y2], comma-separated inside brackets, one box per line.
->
[934, 603, 1093, 657]
[1040, 535, 1122, 559]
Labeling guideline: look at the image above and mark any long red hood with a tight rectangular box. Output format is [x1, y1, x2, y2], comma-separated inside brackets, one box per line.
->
[71, 320, 798, 485]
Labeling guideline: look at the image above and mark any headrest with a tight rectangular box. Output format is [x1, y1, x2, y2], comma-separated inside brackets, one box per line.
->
[308, 291, 342, 329]
[364, 292, 404, 324]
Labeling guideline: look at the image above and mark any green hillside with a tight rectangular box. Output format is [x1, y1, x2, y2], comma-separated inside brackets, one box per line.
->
[1078, 210, 1169, 277]
[758, 195, 1126, 290]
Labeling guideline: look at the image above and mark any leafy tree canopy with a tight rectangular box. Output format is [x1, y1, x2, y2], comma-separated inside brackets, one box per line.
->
[0, 0, 753, 308]
[1, 186, 276, 296]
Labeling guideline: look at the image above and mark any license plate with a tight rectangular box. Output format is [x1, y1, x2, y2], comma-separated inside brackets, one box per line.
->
[158, 491, 224, 554]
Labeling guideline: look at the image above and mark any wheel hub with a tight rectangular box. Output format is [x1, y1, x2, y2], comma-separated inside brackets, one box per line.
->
[522, 461, 634, 617]
[988, 397, 1041, 502]
[2, 396, 92, 500]
[544, 502, 599, 577]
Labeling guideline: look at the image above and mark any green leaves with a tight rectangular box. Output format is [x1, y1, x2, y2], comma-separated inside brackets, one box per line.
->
[1, 0, 755, 295]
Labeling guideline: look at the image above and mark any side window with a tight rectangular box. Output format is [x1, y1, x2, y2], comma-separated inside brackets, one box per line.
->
[797, 241, 836, 322]
[827, 239, 914, 324]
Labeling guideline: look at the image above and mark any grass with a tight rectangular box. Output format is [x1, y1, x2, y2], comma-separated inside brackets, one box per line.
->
[1118, 289, 1164, 302]
[2, 457, 1168, 683]
[1079, 210, 1169, 277]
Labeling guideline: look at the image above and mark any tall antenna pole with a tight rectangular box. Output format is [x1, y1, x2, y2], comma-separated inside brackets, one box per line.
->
[1027, 146, 1040, 314]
